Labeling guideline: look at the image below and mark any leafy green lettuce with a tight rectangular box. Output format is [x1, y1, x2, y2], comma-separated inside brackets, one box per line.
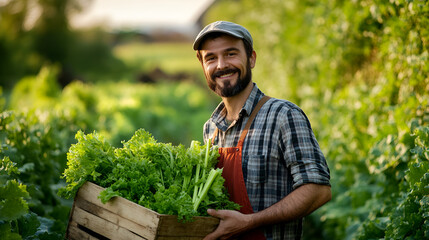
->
[58, 129, 240, 221]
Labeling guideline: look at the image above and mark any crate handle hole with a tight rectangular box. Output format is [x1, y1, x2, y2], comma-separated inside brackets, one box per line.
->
[77, 224, 110, 240]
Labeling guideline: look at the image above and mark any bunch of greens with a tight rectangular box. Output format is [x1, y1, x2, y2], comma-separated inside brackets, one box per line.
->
[58, 129, 240, 221]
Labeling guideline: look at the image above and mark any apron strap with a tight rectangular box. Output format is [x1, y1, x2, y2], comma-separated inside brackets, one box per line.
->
[211, 128, 219, 146]
[238, 95, 271, 145]
[211, 96, 271, 146]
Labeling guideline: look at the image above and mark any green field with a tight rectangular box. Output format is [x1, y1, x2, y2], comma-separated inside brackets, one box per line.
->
[114, 42, 202, 75]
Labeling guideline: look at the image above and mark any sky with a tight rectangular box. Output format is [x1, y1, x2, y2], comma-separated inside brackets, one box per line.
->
[71, 0, 215, 30]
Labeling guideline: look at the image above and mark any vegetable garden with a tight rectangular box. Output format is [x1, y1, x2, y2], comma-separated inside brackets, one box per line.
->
[1, 0, 428, 239]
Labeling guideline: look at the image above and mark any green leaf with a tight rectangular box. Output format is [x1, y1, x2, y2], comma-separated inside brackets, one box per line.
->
[17, 213, 40, 238]
[0, 222, 22, 240]
[0, 157, 19, 176]
[98, 187, 121, 204]
[0, 180, 29, 221]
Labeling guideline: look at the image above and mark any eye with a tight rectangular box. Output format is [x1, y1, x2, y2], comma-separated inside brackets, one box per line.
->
[204, 57, 215, 64]
[204, 55, 216, 63]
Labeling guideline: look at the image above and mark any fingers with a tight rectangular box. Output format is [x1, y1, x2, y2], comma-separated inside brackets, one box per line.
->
[204, 226, 232, 240]
[203, 230, 220, 240]
[207, 209, 234, 220]
[204, 209, 243, 240]
[207, 209, 221, 218]
[204, 209, 229, 240]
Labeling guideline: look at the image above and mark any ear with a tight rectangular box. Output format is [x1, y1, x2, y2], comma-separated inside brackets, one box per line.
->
[196, 51, 205, 69]
[250, 50, 256, 69]
[196, 51, 203, 63]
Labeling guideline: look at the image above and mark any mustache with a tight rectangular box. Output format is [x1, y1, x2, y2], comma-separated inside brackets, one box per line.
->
[212, 68, 239, 78]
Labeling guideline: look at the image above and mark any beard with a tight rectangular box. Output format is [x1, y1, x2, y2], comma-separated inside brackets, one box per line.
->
[206, 58, 252, 97]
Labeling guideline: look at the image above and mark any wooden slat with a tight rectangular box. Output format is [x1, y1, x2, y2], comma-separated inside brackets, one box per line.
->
[75, 194, 157, 239]
[66, 197, 78, 239]
[76, 182, 159, 236]
[71, 206, 146, 240]
[67, 222, 100, 240]
[157, 215, 219, 237]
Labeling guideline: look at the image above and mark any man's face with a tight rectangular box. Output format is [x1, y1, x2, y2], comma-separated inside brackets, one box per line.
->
[199, 35, 256, 97]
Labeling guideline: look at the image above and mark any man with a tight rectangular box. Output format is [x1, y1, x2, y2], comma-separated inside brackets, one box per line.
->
[193, 21, 331, 240]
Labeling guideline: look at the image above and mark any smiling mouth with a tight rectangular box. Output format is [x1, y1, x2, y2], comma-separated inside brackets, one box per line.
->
[219, 72, 235, 78]
[213, 69, 239, 79]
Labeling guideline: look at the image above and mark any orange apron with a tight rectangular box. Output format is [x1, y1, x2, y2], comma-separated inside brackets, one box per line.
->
[211, 96, 270, 240]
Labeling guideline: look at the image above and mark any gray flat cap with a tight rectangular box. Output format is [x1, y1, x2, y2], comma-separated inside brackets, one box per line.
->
[193, 21, 253, 50]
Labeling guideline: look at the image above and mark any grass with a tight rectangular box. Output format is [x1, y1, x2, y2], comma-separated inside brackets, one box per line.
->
[113, 41, 202, 75]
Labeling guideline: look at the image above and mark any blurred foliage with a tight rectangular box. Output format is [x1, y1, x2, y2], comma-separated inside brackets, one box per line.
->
[6, 65, 216, 146]
[0, 0, 129, 89]
[204, 0, 428, 239]
[113, 41, 208, 89]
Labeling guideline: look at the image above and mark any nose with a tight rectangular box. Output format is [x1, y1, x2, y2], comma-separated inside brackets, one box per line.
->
[216, 56, 228, 70]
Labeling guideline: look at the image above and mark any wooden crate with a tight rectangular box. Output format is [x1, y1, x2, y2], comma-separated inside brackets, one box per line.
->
[66, 182, 220, 240]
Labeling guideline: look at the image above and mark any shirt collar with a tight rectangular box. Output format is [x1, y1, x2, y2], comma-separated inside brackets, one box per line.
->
[211, 83, 264, 131]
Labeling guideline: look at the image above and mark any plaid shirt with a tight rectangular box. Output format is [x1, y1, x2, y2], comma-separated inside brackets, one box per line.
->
[203, 84, 330, 240]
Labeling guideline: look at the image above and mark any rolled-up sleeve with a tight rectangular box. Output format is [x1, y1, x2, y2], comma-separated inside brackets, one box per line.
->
[282, 108, 330, 189]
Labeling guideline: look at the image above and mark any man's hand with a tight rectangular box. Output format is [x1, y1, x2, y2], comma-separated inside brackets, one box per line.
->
[203, 209, 254, 240]
[203, 184, 331, 239]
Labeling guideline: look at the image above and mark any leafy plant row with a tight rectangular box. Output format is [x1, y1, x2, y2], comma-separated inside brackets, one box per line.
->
[1, 110, 75, 239]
